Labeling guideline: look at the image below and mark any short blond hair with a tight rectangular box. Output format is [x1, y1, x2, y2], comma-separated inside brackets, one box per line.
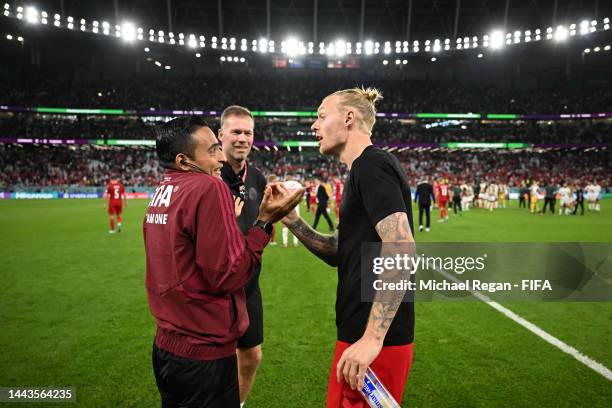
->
[220, 105, 254, 128]
[330, 86, 383, 133]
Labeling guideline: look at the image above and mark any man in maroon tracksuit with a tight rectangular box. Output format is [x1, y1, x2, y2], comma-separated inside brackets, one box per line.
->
[144, 117, 303, 407]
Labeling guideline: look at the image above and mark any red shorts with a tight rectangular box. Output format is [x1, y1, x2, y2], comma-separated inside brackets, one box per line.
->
[438, 200, 448, 207]
[108, 203, 123, 215]
[326, 341, 413, 408]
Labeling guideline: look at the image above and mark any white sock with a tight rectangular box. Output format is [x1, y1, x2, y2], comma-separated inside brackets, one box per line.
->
[282, 227, 289, 246]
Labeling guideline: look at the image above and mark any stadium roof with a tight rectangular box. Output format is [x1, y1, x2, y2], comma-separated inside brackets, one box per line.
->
[22, 0, 612, 42]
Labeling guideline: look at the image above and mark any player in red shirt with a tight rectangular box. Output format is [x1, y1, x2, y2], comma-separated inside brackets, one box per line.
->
[436, 177, 449, 222]
[309, 180, 317, 213]
[105, 174, 128, 233]
[332, 175, 344, 220]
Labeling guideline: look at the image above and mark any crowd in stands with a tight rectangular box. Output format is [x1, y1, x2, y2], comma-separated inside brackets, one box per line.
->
[3, 72, 612, 114]
[1, 144, 609, 192]
[0, 113, 609, 144]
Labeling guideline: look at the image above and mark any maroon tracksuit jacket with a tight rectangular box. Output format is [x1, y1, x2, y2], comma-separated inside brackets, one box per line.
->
[144, 170, 269, 360]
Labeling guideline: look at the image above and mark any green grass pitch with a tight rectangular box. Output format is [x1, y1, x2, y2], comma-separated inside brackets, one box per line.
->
[0, 199, 611, 407]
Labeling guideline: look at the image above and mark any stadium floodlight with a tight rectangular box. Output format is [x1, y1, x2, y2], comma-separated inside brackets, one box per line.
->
[431, 57, 437, 61]
[477, 53, 483, 58]
[554, 25, 568, 41]
[6, 34, 12, 40]
[164, 65, 171, 70]
[490, 30, 504, 49]
[240, 57, 245, 62]
[402, 59, 407, 64]
[605, 45, 611, 51]
[220, 56, 225, 61]
[258, 38, 268, 53]
[594, 46, 600, 52]
[25, 6, 38, 24]
[3, 10, 8, 16]
[433, 42, 441, 52]
[425, 45, 431, 51]
[233, 56, 239, 62]
[579, 20, 589, 34]
[394, 59, 400, 65]
[3, 3, 8, 10]
[230, 37, 236, 43]
[121, 22, 136, 42]
[188, 34, 197, 48]
[154, 60, 162, 66]
[17, 36, 23, 42]
[195, 52, 201, 57]
[364, 40, 373, 55]
[241, 44, 247, 51]
[284, 37, 299, 56]
[382, 60, 388, 65]
[584, 48, 590, 53]
[444, 44, 450, 50]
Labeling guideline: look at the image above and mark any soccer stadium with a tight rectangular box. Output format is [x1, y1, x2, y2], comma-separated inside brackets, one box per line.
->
[1, 0, 611, 406]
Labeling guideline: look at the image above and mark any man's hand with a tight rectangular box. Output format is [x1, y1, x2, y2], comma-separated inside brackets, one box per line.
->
[234, 196, 244, 218]
[258, 183, 304, 223]
[336, 334, 383, 391]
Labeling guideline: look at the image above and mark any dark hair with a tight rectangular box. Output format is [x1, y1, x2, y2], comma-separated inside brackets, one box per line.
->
[155, 117, 209, 169]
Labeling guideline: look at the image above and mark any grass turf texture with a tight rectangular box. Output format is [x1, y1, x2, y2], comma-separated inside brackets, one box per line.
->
[0, 199, 611, 407]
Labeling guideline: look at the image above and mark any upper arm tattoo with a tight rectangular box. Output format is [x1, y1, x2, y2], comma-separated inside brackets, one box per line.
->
[367, 211, 415, 339]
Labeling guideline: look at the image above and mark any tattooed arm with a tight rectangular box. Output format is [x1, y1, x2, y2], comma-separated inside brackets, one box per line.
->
[365, 211, 414, 342]
[282, 212, 338, 267]
[335, 211, 415, 391]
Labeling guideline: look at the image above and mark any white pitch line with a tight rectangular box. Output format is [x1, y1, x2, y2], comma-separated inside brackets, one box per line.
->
[434, 268, 612, 382]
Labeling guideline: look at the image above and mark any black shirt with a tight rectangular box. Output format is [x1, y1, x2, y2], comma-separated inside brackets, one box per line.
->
[221, 161, 267, 295]
[338, 146, 415, 346]
[415, 182, 435, 206]
[545, 185, 558, 198]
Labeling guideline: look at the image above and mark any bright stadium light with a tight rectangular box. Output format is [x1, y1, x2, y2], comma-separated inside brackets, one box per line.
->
[258, 38, 268, 53]
[188, 34, 197, 48]
[121, 22, 136, 42]
[490, 30, 504, 49]
[364, 40, 373, 55]
[382, 60, 388, 65]
[554, 25, 568, 41]
[431, 57, 437, 62]
[285, 38, 299, 56]
[25, 6, 38, 24]
[395, 59, 400, 65]
[477, 53, 483, 58]
[335, 40, 346, 56]
[580, 20, 589, 34]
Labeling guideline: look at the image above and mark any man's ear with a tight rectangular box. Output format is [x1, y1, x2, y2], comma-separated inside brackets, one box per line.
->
[218, 128, 224, 141]
[345, 109, 355, 127]
[175, 153, 191, 171]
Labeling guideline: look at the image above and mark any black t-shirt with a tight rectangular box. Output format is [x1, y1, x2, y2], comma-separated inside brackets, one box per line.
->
[337, 146, 415, 346]
[221, 161, 267, 295]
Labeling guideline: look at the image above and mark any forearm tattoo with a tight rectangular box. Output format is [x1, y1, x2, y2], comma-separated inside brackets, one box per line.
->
[285, 217, 339, 266]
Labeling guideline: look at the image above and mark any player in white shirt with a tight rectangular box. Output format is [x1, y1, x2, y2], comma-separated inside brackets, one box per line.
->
[486, 181, 499, 211]
[558, 182, 573, 215]
[282, 176, 304, 247]
[591, 181, 602, 212]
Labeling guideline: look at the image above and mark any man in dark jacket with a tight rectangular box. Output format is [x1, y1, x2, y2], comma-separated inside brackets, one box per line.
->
[313, 178, 334, 231]
[415, 177, 435, 232]
[144, 117, 302, 407]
